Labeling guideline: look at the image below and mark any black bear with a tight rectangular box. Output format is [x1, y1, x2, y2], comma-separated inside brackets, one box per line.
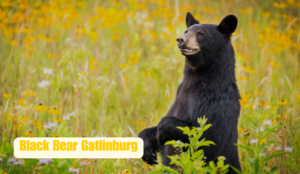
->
[138, 12, 241, 173]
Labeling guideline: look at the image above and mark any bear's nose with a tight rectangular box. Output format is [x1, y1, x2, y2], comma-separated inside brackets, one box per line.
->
[176, 37, 186, 47]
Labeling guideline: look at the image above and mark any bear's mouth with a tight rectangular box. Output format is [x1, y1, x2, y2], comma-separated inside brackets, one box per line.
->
[180, 48, 200, 55]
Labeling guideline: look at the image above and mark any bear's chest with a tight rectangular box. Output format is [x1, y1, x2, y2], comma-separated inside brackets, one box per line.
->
[168, 80, 209, 120]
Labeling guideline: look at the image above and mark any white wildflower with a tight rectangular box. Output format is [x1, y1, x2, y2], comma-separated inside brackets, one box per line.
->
[0, 158, 3, 162]
[96, 76, 104, 80]
[250, 139, 257, 144]
[43, 122, 58, 130]
[38, 80, 51, 88]
[14, 161, 23, 165]
[9, 158, 17, 163]
[79, 161, 89, 166]
[63, 111, 76, 120]
[69, 167, 80, 174]
[275, 146, 281, 150]
[38, 159, 52, 165]
[43, 68, 53, 74]
[254, 127, 264, 132]
[263, 120, 272, 126]
[259, 153, 265, 157]
[284, 146, 293, 152]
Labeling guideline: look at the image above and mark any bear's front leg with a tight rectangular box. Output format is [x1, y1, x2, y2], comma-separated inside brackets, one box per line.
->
[138, 126, 161, 165]
[156, 117, 195, 146]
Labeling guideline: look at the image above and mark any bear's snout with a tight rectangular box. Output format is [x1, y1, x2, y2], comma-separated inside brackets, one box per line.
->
[176, 37, 187, 47]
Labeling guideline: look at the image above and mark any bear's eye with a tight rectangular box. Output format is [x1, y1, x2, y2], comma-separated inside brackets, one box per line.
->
[197, 30, 205, 36]
[184, 30, 188, 34]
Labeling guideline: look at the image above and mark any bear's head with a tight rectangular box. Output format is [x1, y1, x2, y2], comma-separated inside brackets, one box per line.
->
[177, 12, 238, 70]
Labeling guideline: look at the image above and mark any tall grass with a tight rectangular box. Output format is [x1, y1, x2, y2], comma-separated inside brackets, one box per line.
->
[0, 0, 299, 173]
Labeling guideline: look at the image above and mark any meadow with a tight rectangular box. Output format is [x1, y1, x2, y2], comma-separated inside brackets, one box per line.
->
[0, 0, 300, 173]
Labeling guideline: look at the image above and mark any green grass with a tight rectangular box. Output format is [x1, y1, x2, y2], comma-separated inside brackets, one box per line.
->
[0, 0, 300, 173]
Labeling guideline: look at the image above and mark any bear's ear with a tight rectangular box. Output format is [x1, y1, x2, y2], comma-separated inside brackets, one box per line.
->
[186, 12, 200, 28]
[218, 15, 238, 36]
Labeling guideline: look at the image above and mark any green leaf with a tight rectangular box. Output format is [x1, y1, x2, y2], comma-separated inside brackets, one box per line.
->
[221, 164, 230, 172]
[234, 143, 255, 156]
[209, 161, 215, 168]
[262, 152, 287, 162]
[269, 166, 280, 173]
[259, 143, 266, 153]
[266, 140, 277, 144]
[52, 159, 58, 168]
[168, 155, 183, 168]
[254, 158, 259, 174]
[198, 140, 215, 147]
[283, 161, 300, 171]
[192, 150, 203, 160]
[201, 124, 212, 132]
[246, 117, 258, 127]
[164, 140, 177, 146]
[158, 166, 180, 174]
[177, 126, 191, 135]
[57, 160, 67, 169]
[66, 159, 73, 166]
[23, 159, 39, 168]
[262, 124, 284, 139]
[248, 157, 254, 167]
[100, 159, 108, 169]
[230, 166, 243, 174]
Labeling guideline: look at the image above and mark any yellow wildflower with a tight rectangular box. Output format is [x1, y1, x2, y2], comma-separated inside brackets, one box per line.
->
[119, 63, 129, 69]
[270, 20, 279, 26]
[277, 100, 288, 105]
[248, 22, 257, 27]
[37, 123, 44, 130]
[237, 76, 248, 81]
[259, 138, 266, 143]
[254, 91, 262, 95]
[277, 114, 282, 119]
[13, 124, 22, 130]
[23, 132, 35, 137]
[11, 40, 18, 46]
[3, 93, 12, 98]
[19, 117, 29, 122]
[142, 71, 150, 76]
[81, 72, 87, 76]
[268, 60, 281, 67]
[120, 169, 131, 174]
[241, 8, 252, 14]
[53, 117, 63, 122]
[7, 117, 17, 121]
[49, 108, 61, 115]
[271, 120, 277, 125]
[88, 58, 98, 71]
[16, 99, 25, 105]
[262, 12, 270, 18]
[112, 35, 119, 41]
[273, 2, 287, 8]
[143, 165, 153, 169]
[35, 104, 47, 112]
[135, 120, 145, 126]
[48, 53, 56, 59]
[238, 128, 245, 132]
[23, 90, 36, 96]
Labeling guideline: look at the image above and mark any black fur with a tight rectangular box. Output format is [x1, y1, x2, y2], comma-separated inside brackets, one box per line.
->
[186, 12, 200, 28]
[138, 13, 241, 173]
